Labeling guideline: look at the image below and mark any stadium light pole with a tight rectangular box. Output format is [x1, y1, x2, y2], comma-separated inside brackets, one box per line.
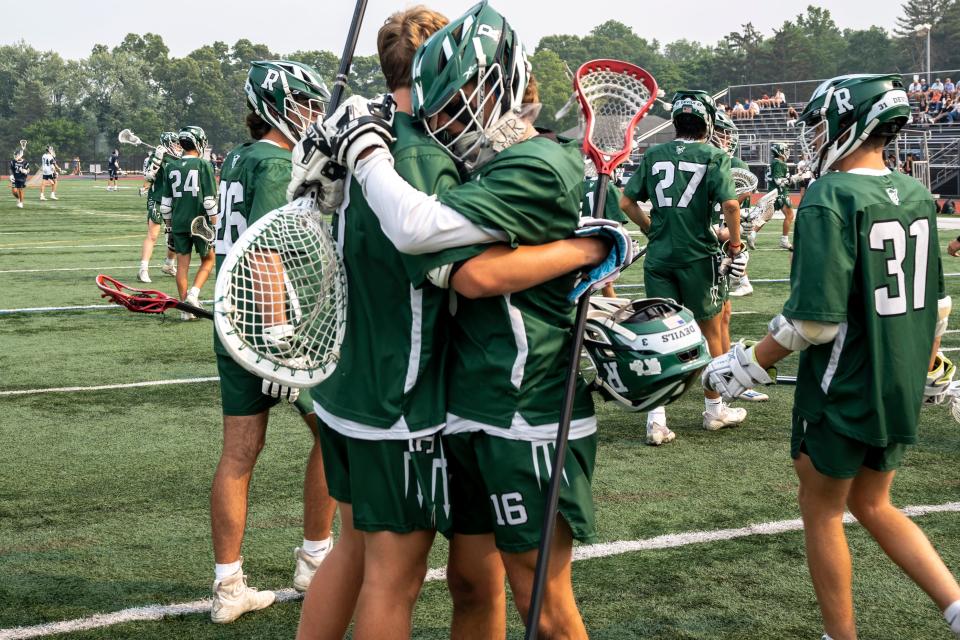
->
[915, 23, 933, 85]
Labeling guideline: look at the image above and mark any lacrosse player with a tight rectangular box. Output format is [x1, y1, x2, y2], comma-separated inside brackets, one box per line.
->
[703, 74, 960, 640]
[39, 146, 60, 200]
[619, 90, 748, 445]
[137, 133, 179, 283]
[158, 127, 215, 320]
[582, 161, 630, 297]
[290, 6, 633, 637]
[9, 148, 28, 209]
[204, 61, 337, 624]
[768, 142, 796, 250]
[107, 148, 120, 191]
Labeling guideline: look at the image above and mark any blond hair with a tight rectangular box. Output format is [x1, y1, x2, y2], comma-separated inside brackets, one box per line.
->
[377, 6, 448, 92]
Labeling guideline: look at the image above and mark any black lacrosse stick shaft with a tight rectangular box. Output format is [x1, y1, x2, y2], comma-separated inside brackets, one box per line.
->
[328, 0, 369, 112]
[525, 172, 611, 640]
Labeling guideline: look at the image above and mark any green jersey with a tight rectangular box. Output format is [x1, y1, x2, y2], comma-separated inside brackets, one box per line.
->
[146, 149, 169, 200]
[438, 136, 596, 440]
[581, 178, 628, 223]
[213, 140, 291, 357]
[312, 112, 477, 440]
[767, 158, 789, 195]
[160, 154, 216, 233]
[786, 169, 945, 446]
[623, 139, 736, 267]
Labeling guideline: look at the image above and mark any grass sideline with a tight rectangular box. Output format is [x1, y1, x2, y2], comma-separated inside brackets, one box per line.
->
[1, 180, 959, 639]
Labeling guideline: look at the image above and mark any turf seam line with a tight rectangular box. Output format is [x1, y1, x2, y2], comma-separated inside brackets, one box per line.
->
[0, 377, 220, 397]
[1, 502, 957, 639]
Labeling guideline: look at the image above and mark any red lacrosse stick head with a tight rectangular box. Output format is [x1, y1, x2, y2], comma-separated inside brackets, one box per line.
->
[575, 59, 658, 176]
[95, 274, 180, 314]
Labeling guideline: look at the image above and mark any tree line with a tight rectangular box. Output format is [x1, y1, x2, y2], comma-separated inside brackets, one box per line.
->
[0, 2, 955, 165]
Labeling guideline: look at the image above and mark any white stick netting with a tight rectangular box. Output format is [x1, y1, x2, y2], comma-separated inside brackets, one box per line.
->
[190, 216, 215, 243]
[731, 168, 759, 196]
[579, 67, 652, 156]
[217, 196, 346, 385]
[749, 190, 779, 231]
[118, 129, 144, 146]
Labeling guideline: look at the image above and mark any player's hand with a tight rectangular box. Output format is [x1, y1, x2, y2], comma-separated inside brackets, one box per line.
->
[138, 186, 147, 197]
[726, 246, 749, 278]
[702, 342, 774, 399]
[321, 94, 396, 171]
[568, 217, 634, 302]
[948, 239, 960, 257]
[261, 378, 300, 403]
[287, 122, 346, 210]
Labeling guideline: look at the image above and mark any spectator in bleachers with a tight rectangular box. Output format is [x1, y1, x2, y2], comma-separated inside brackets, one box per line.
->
[908, 75, 924, 98]
[903, 153, 915, 176]
[757, 93, 772, 107]
[773, 88, 785, 106]
[926, 91, 944, 122]
[945, 77, 956, 96]
[747, 99, 760, 119]
[935, 98, 960, 123]
[716, 102, 727, 113]
[731, 100, 745, 119]
[931, 77, 945, 93]
[787, 104, 799, 120]
[884, 152, 897, 171]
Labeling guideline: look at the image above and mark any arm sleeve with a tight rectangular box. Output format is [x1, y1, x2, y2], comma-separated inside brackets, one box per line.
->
[353, 149, 508, 254]
[710, 154, 737, 204]
[622, 158, 648, 202]
[249, 159, 290, 224]
[782, 205, 854, 322]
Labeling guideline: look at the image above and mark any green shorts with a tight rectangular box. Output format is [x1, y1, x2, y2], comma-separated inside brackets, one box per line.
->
[216, 353, 313, 417]
[317, 422, 451, 535]
[444, 432, 598, 553]
[790, 411, 908, 479]
[644, 256, 727, 321]
[171, 231, 210, 257]
[147, 198, 163, 225]
[775, 194, 792, 211]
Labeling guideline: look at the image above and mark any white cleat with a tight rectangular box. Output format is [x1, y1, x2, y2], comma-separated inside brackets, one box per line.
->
[160, 263, 177, 277]
[739, 389, 769, 402]
[39, 194, 46, 201]
[293, 545, 331, 592]
[50, 193, 58, 200]
[180, 310, 195, 321]
[16, 202, 23, 209]
[182, 292, 200, 321]
[729, 282, 753, 297]
[703, 403, 747, 431]
[137, 268, 151, 283]
[779, 238, 794, 251]
[210, 564, 276, 624]
[746, 230, 757, 251]
[646, 421, 676, 446]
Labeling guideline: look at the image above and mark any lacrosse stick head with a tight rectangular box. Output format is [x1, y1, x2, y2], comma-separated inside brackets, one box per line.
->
[18, 139, 27, 150]
[214, 191, 347, 387]
[191, 216, 216, 243]
[96, 274, 181, 314]
[118, 129, 143, 146]
[731, 167, 759, 196]
[751, 190, 778, 231]
[575, 59, 657, 176]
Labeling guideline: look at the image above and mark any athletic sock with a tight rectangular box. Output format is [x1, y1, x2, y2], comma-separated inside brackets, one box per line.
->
[781, 235, 789, 244]
[945, 600, 960, 633]
[740, 275, 750, 286]
[302, 537, 332, 557]
[646, 406, 666, 427]
[214, 560, 242, 582]
[139, 260, 148, 270]
[705, 396, 723, 417]
[821, 635, 835, 640]
[188, 286, 200, 299]
[164, 257, 175, 266]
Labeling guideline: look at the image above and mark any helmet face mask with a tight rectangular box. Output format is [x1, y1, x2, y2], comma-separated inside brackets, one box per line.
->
[583, 297, 712, 413]
[711, 110, 738, 157]
[798, 74, 911, 177]
[412, 1, 530, 170]
[159, 132, 182, 158]
[245, 60, 330, 144]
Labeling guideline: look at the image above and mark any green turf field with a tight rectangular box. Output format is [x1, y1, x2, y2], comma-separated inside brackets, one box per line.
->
[2, 179, 959, 639]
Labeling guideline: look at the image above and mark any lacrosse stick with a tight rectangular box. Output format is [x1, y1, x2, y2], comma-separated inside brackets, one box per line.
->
[96, 274, 212, 319]
[749, 189, 779, 231]
[731, 167, 758, 197]
[214, 189, 347, 387]
[525, 59, 657, 640]
[190, 216, 216, 243]
[18, 140, 26, 152]
[118, 129, 156, 151]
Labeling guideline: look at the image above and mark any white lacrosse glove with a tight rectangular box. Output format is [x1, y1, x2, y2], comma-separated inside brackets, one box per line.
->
[261, 378, 300, 403]
[702, 341, 775, 399]
[287, 122, 347, 210]
[263, 323, 295, 349]
[321, 94, 397, 171]
[925, 353, 957, 404]
[138, 186, 148, 197]
[719, 247, 749, 278]
[568, 218, 635, 303]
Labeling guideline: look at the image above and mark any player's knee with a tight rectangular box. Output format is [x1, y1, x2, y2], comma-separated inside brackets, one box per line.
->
[447, 563, 505, 610]
[846, 492, 892, 525]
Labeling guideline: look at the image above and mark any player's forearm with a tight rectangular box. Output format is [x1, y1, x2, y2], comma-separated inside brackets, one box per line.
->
[619, 195, 650, 233]
[753, 334, 793, 369]
[452, 238, 606, 299]
[722, 200, 742, 247]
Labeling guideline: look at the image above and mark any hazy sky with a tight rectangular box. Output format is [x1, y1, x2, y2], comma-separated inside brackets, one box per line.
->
[3, 0, 909, 60]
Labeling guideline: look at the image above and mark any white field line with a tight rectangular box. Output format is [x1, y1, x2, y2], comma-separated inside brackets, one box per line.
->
[1, 502, 957, 640]
[941, 347, 960, 352]
[0, 377, 219, 397]
[0, 266, 138, 274]
[0, 299, 213, 315]
[0, 243, 140, 251]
